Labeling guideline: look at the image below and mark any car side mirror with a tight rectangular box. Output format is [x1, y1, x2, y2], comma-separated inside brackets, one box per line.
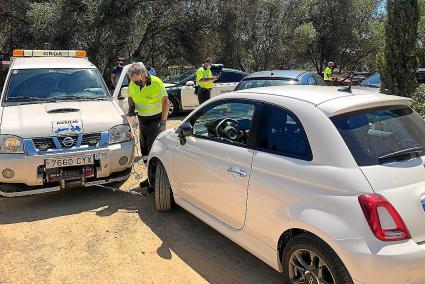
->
[185, 80, 195, 87]
[175, 122, 193, 145]
[118, 86, 129, 100]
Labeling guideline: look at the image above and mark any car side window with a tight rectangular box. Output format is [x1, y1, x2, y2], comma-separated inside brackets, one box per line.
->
[307, 76, 316, 85]
[217, 71, 246, 83]
[257, 105, 312, 160]
[313, 74, 327, 86]
[191, 101, 256, 146]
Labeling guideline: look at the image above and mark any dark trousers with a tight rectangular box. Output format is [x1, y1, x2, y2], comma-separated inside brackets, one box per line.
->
[137, 116, 164, 159]
[198, 88, 211, 105]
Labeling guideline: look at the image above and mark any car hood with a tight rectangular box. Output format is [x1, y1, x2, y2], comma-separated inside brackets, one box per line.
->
[361, 160, 425, 243]
[164, 83, 177, 88]
[0, 100, 125, 138]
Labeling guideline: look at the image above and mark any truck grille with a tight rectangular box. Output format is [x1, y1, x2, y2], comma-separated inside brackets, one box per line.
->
[33, 138, 56, 151]
[81, 133, 101, 146]
[32, 133, 101, 151]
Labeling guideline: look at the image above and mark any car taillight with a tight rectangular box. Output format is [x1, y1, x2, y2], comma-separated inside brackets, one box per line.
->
[358, 194, 411, 241]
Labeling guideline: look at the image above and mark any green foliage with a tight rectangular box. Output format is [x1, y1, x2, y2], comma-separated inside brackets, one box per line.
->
[0, 0, 388, 83]
[381, 0, 420, 97]
[412, 85, 425, 116]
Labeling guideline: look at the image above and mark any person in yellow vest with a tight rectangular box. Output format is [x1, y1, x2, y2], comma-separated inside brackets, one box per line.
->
[324, 61, 334, 86]
[196, 58, 219, 104]
[127, 62, 169, 166]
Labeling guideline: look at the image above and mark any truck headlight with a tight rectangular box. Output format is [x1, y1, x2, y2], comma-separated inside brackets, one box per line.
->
[0, 135, 24, 154]
[108, 124, 133, 145]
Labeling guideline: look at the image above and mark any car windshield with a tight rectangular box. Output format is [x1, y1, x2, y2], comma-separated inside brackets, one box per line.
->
[332, 107, 425, 166]
[3, 68, 108, 103]
[235, 78, 298, 91]
[361, 73, 381, 88]
[167, 69, 195, 84]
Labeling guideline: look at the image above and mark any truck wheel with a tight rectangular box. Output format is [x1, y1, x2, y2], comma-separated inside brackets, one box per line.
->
[282, 233, 353, 284]
[168, 97, 179, 118]
[154, 162, 172, 211]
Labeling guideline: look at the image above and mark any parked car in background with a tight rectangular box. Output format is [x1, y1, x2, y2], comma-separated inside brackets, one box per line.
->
[165, 64, 248, 116]
[357, 69, 425, 91]
[360, 72, 382, 89]
[148, 85, 425, 284]
[234, 70, 326, 91]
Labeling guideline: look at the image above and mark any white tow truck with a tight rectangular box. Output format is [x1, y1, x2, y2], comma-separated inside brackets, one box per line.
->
[0, 50, 135, 197]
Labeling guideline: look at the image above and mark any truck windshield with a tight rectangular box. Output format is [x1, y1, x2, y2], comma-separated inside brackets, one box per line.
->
[331, 107, 425, 166]
[3, 68, 109, 103]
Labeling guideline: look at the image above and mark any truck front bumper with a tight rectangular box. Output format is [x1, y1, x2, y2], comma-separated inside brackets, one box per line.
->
[0, 141, 135, 197]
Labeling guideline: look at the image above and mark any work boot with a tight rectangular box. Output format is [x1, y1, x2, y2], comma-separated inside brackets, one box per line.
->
[139, 179, 154, 194]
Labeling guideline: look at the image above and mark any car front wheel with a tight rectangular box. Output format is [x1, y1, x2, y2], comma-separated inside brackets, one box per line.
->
[154, 162, 173, 211]
[282, 233, 353, 284]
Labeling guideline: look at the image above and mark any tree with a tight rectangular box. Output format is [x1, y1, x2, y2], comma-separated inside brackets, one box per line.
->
[381, 0, 420, 97]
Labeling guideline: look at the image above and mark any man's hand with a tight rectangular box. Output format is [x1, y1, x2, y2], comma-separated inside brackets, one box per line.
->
[160, 120, 167, 131]
[128, 108, 136, 117]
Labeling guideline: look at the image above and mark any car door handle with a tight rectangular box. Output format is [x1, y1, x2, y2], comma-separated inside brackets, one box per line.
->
[227, 168, 247, 177]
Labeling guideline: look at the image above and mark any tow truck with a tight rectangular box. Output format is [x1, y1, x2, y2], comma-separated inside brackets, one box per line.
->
[0, 50, 135, 197]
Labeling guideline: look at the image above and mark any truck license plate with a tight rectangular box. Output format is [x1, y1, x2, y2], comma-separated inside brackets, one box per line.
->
[45, 155, 94, 169]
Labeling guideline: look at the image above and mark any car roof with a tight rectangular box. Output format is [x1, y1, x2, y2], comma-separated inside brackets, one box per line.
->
[230, 85, 412, 117]
[243, 70, 311, 80]
[10, 57, 96, 69]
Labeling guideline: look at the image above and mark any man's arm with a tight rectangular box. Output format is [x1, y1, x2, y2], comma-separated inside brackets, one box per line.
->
[161, 96, 170, 121]
[111, 74, 116, 87]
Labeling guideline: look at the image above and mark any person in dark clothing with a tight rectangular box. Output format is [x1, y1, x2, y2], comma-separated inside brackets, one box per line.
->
[111, 57, 125, 88]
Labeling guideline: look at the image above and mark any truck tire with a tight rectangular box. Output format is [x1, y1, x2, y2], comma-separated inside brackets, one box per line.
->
[282, 233, 353, 284]
[154, 162, 172, 211]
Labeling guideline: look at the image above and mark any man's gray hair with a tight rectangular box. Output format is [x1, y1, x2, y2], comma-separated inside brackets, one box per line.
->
[127, 62, 147, 77]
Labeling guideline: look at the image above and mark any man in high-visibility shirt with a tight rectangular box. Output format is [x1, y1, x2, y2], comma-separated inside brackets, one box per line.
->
[127, 62, 169, 165]
[324, 61, 334, 86]
[196, 58, 219, 105]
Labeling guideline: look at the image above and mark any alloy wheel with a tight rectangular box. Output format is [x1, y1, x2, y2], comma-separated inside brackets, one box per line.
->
[288, 249, 335, 284]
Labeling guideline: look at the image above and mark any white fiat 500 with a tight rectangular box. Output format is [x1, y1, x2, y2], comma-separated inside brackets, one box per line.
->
[0, 50, 134, 197]
[147, 85, 425, 284]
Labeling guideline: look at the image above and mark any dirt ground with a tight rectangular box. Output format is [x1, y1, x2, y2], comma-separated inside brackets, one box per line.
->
[0, 116, 282, 284]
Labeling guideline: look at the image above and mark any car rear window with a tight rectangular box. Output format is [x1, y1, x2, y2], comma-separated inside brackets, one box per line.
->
[4, 68, 108, 103]
[235, 78, 298, 91]
[331, 106, 425, 166]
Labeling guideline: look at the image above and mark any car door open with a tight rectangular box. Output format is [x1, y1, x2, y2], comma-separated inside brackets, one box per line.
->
[112, 64, 131, 114]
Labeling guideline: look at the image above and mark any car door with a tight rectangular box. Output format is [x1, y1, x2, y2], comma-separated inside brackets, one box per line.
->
[180, 74, 198, 110]
[211, 71, 246, 98]
[173, 99, 259, 229]
[112, 64, 131, 113]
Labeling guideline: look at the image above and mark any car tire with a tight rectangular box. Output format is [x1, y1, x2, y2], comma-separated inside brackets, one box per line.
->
[282, 233, 353, 284]
[154, 162, 172, 211]
[168, 97, 179, 118]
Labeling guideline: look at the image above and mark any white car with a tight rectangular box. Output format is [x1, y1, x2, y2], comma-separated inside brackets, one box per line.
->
[0, 50, 135, 197]
[147, 85, 425, 284]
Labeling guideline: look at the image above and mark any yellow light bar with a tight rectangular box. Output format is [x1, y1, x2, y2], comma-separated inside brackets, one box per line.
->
[12, 49, 87, 58]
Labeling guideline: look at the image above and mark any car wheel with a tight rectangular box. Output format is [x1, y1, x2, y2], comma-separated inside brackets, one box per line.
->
[154, 162, 172, 211]
[168, 97, 179, 118]
[282, 233, 353, 284]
